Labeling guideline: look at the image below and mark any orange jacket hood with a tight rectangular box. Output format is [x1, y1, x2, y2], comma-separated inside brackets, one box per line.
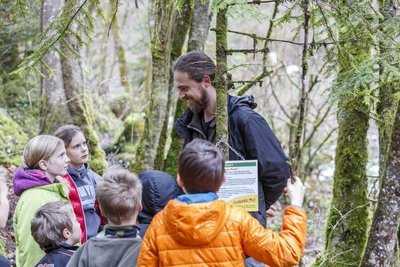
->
[163, 199, 230, 246]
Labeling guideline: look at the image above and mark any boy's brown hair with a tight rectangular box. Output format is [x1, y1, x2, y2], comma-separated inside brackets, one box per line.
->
[96, 167, 142, 225]
[31, 201, 73, 250]
[178, 139, 225, 193]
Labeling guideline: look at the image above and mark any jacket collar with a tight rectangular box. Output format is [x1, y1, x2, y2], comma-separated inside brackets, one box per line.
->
[44, 242, 79, 254]
[104, 224, 140, 239]
[176, 192, 218, 204]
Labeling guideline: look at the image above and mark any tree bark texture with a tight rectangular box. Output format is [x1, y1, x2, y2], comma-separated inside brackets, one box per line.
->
[361, 1, 399, 265]
[110, 0, 133, 120]
[188, 0, 211, 52]
[361, 103, 400, 265]
[132, 0, 177, 173]
[59, 8, 106, 174]
[319, 1, 371, 265]
[155, 0, 192, 172]
[215, 7, 229, 158]
[164, 0, 212, 175]
[40, 0, 71, 134]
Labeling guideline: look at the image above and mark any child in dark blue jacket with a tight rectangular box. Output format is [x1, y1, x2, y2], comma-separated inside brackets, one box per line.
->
[137, 170, 183, 238]
[31, 201, 81, 267]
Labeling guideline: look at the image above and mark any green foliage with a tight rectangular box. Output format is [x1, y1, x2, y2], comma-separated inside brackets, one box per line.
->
[0, 111, 29, 166]
[111, 114, 144, 154]
[11, 0, 103, 75]
[211, 0, 267, 21]
[0, 4, 40, 135]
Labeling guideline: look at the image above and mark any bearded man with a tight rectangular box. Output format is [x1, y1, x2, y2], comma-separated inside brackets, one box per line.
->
[173, 51, 290, 231]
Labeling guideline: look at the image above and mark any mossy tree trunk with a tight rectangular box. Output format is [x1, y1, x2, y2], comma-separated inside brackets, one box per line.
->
[154, 0, 192, 171]
[361, 1, 400, 266]
[318, 1, 372, 266]
[111, 1, 131, 95]
[132, 0, 177, 173]
[361, 102, 400, 265]
[59, 3, 106, 174]
[164, 0, 211, 175]
[39, 0, 72, 134]
[110, 0, 132, 120]
[215, 6, 229, 158]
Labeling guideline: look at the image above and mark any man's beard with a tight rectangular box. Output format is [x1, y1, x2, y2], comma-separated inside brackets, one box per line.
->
[188, 88, 208, 113]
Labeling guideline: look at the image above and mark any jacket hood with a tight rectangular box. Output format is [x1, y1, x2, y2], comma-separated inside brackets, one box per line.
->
[228, 95, 257, 114]
[67, 162, 89, 180]
[163, 199, 230, 246]
[13, 167, 52, 196]
[138, 170, 183, 224]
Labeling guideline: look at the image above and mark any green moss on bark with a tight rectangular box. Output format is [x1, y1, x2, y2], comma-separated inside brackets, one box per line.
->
[0, 111, 28, 166]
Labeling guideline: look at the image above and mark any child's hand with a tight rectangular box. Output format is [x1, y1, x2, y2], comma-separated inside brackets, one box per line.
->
[266, 203, 278, 218]
[285, 176, 305, 207]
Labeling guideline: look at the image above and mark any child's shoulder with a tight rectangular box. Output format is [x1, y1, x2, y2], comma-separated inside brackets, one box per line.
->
[86, 168, 102, 183]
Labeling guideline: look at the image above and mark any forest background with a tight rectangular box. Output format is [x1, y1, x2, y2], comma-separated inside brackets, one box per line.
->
[0, 0, 400, 266]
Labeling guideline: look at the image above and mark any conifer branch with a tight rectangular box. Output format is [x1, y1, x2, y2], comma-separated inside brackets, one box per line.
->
[33, 0, 89, 67]
[11, 0, 90, 74]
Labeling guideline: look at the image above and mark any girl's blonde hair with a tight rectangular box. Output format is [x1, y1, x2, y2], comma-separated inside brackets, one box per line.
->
[23, 135, 64, 170]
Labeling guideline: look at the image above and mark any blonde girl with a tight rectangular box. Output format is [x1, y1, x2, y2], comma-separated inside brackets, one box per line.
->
[13, 135, 70, 267]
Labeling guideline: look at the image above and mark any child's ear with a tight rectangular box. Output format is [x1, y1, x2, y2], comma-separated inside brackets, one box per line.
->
[62, 228, 70, 240]
[177, 175, 184, 188]
[136, 202, 143, 212]
[38, 159, 48, 171]
[177, 175, 187, 194]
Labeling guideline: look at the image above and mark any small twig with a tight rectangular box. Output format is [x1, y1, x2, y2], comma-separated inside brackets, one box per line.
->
[236, 70, 273, 96]
[107, 0, 119, 37]
[227, 29, 336, 46]
[268, 78, 292, 120]
[290, 0, 310, 182]
[247, 0, 275, 4]
[226, 47, 269, 54]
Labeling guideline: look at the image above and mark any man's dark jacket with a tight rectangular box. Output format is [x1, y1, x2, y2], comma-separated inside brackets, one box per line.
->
[176, 95, 290, 227]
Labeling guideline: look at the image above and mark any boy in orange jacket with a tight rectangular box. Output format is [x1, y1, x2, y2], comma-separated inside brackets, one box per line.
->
[139, 139, 307, 267]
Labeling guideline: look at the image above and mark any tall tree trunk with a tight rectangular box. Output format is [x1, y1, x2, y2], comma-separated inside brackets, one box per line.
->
[110, 0, 133, 120]
[39, 0, 71, 134]
[59, 7, 106, 174]
[361, 1, 399, 265]
[318, 1, 371, 266]
[187, 0, 211, 52]
[361, 102, 400, 265]
[132, 0, 177, 173]
[164, 0, 211, 175]
[215, 6, 229, 157]
[154, 0, 192, 171]
[111, 4, 131, 95]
